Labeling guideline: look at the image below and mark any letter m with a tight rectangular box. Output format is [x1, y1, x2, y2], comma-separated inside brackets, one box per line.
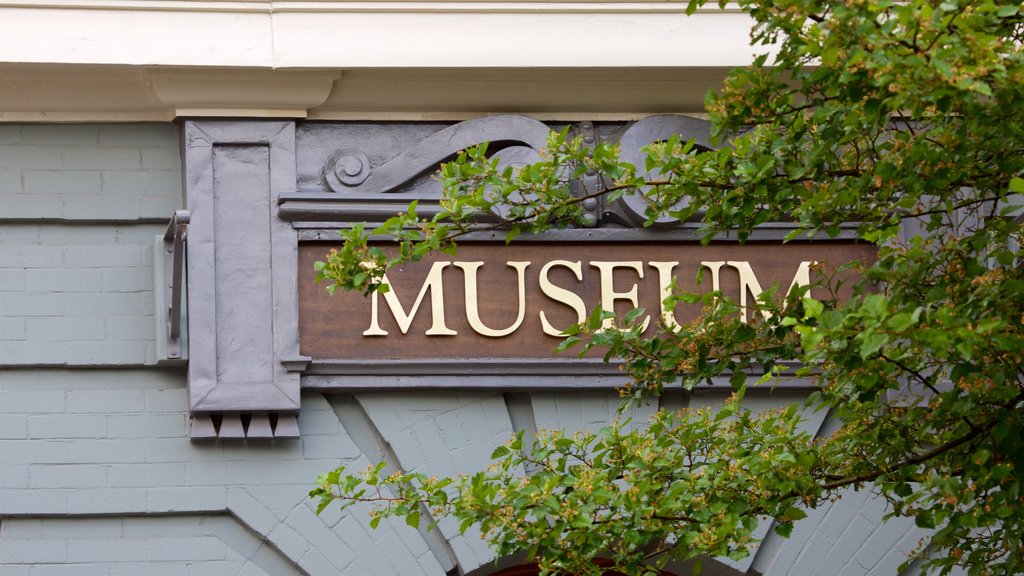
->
[363, 262, 457, 336]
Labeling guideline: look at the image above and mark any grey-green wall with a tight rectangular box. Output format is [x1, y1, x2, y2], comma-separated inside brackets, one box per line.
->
[0, 123, 954, 576]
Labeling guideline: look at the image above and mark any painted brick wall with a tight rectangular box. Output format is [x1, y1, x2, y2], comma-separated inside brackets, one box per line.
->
[0, 123, 953, 576]
[0, 123, 179, 366]
[0, 124, 180, 221]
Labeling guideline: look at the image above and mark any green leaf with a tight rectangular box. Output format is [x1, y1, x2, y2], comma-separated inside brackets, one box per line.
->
[406, 510, 421, 528]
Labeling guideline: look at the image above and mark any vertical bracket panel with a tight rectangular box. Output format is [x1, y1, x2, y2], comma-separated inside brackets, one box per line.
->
[154, 210, 190, 365]
[183, 121, 301, 419]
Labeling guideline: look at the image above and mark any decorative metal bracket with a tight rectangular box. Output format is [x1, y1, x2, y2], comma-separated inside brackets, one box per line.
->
[155, 210, 190, 364]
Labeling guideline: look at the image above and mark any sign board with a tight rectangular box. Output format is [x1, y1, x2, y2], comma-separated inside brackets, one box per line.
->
[298, 241, 875, 363]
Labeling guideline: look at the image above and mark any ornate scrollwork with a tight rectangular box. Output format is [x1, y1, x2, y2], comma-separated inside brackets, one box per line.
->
[320, 114, 553, 195]
[614, 115, 715, 226]
[325, 146, 371, 188]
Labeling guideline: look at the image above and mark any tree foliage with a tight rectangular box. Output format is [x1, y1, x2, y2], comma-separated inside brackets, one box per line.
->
[310, 0, 1024, 573]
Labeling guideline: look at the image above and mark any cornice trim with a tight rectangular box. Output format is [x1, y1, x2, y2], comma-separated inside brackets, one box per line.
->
[0, 64, 731, 121]
[0, 0, 743, 13]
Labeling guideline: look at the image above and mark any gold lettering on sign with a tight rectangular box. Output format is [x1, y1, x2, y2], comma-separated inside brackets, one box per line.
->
[457, 261, 531, 337]
[363, 261, 457, 336]
[730, 260, 813, 323]
[538, 260, 587, 337]
[590, 261, 650, 332]
[703, 260, 814, 323]
[649, 261, 680, 330]
[359, 257, 819, 336]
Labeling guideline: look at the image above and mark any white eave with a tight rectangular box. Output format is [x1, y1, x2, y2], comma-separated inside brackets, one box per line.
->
[0, 0, 764, 120]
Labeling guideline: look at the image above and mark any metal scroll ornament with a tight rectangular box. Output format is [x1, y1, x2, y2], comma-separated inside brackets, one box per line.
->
[615, 115, 716, 226]
[321, 114, 553, 196]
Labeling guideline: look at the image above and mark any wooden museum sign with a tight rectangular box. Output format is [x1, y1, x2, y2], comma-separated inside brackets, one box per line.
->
[297, 241, 874, 375]
[179, 116, 880, 435]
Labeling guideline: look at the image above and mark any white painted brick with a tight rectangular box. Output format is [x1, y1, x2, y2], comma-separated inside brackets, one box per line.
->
[113, 224, 167, 244]
[0, 268, 26, 291]
[0, 293, 65, 316]
[871, 531, 928, 575]
[147, 486, 227, 512]
[108, 413, 184, 438]
[0, 539, 68, 563]
[266, 522, 312, 562]
[61, 340, 150, 365]
[64, 292, 150, 316]
[101, 170, 180, 199]
[227, 488, 282, 537]
[67, 488, 147, 514]
[0, 125, 21, 144]
[22, 170, 102, 195]
[66, 389, 144, 413]
[144, 388, 187, 412]
[284, 506, 356, 572]
[0, 488, 68, 514]
[3, 565, 30, 576]
[109, 562, 190, 576]
[141, 148, 181, 170]
[144, 340, 157, 364]
[335, 514, 407, 576]
[28, 414, 107, 438]
[0, 368, 169, 390]
[67, 539, 147, 563]
[40, 517, 123, 539]
[26, 317, 106, 342]
[98, 124, 178, 148]
[62, 148, 141, 170]
[0, 341, 61, 364]
[64, 245, 142, 268]
[5, 225, 122, 246]
[146, 537, 227, 561]
[0, 414, 27, 438]
[853, 515, 917, 572]
[0, 194, 64, 218]
[145, 438, 225, 463]
[189, 560, 246, 576]
[20, 125, 99, 146]
[109, 463, 186, 488]
[301, 433, 361, 460]
[30, 464, 108, 488]
[299, 548, 339, 576]
[104, 315, 153, 347]
[0, 245, 64, 268]
[202, 515, 262, 558]
[819, 490, 873, 541]
[0, 439, 69, 463]
[245, 547, 295, 576]
[64, 439, 146, 463]
[32, 562, 115, 575]
[0, 317, 27, 340]
[0, 518, 41, 538]
[296, 401, 345, 436]
[103, 268, 152, 292]
[24, 268, 105, 292]
[0, 464, 30, 488]
[187, 459, 333, 487]
[124, 516, 203, 538]
[240, 485, 309, 518]
[0, 390, 66, 413]
[0, 145, 63, 169]
[221, 441, 304, 463]
[0, 169, 20, 194]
